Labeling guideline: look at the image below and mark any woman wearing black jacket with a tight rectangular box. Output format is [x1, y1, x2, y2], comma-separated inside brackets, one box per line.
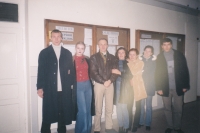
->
[112, 47, 133, 133]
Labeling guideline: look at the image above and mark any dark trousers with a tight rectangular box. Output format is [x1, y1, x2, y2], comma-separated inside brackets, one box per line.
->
[132, 100, 141, 128]
[41, 92, 67, 133]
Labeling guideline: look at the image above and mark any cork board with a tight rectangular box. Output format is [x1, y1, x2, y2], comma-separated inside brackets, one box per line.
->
[45, 19, 130, 56]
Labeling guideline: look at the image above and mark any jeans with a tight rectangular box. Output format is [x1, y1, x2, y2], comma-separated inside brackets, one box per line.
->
[75, 80, 92, 133]
[162, 89, 183, 129]
[132, 100, 141, 128]
[116, 81, 129, 129]
[140, 96, 153, 126]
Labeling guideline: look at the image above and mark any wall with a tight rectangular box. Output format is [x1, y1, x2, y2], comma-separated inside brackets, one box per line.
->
[27, 0, 199, 132]
[198, 42, 200, 96]
[0, 0, 28, 133]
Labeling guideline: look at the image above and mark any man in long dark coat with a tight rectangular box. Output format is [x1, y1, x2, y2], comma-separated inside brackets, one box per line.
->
[37, 29, 75, 133]
[155, 38, 190, 133]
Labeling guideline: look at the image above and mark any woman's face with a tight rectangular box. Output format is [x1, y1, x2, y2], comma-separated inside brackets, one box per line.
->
[118, 49, 126, 60]
[144, 48, 152, 58]
[129, 51, 138, 60]
[75, 44, 85, 56]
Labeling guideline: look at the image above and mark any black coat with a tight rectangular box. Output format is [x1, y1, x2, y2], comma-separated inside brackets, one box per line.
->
[155, 49, 190, 97]
[113, 60, 133, 130]
[113, 61, 133, 104]
[37, 45, 75, 125]
[141, 56, 156, 96]
[72, 57, 95, 120]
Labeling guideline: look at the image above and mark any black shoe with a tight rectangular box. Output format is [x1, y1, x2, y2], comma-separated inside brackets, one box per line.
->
[146, 126, 151, 131]
[131, 127, 137, 132]
[165, 128, 173, 133]
[118, 127, 123, 133]
[174, 129, 184, 133]
[138, 124, 144, 128]
[94, 131, 100, 133]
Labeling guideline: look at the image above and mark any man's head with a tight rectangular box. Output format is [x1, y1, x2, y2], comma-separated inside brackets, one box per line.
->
[51, 29, 62, 46]
[162, 38, 173, 52]
[98, 38, 108, 53]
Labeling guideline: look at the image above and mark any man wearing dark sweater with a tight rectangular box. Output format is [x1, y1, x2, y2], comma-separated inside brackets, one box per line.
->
[155, 38, 190, 133]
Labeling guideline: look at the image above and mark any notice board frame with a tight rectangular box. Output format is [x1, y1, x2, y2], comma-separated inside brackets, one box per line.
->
[45, 19, 130, 56]
[135, 30, 185, 54]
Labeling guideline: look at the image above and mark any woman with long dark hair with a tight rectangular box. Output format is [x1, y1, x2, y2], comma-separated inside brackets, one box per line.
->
[112, 47, 133, 133]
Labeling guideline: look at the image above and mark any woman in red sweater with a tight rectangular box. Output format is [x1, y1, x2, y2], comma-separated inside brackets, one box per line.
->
[74, 42, 94, 133]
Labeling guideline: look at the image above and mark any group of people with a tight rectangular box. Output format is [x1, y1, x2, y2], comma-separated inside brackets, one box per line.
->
[36, 29, 190, 133]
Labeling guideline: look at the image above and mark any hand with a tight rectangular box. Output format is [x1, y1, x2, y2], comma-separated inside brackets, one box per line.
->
[104, 80, 111, 87]
[183, 88, 187, 92]
[37, 89, 43, 98]
[157, 90, 163, 95]
[112, 69, 121, 75]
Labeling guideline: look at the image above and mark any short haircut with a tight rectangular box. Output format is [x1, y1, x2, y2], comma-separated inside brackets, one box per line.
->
[128, 48, 139, 55]
[76, 41, 86, 48]
[144, 45, 154, 54]
[51, 29, 63, 38]
[115, 47, 128, 59]
[162, 38, 172, 45]
[98, 38, 108, 44]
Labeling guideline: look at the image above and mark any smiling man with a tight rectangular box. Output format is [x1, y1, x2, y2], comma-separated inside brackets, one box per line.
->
[90, 38, 118, 133]
[155, 38, 190, 133]
[37, 29, 75, 133]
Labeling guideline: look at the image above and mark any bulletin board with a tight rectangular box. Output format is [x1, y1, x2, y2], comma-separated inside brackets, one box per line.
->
[135, 30, 185, 56]
[45, 19, 130, 56]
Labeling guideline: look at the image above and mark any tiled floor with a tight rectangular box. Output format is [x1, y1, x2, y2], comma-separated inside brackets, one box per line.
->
[66, 100, 200, 133]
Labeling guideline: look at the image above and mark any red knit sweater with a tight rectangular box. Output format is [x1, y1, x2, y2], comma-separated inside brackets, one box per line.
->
[75, 56, 89, 82]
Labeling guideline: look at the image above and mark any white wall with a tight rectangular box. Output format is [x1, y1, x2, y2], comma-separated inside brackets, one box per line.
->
[27, 0, 199, 132]
[0, 0, 28, 133]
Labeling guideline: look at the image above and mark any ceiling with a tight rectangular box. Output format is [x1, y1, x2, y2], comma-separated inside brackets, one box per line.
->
[131, 0, 200, 16]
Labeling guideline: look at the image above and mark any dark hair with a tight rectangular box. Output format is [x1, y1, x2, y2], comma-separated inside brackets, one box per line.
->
[51, 29, 63, 38]
[115, 47, 128, 59]
[162, 38, 172, 45]
[128, 48, 139, 55]
[98, 38, 108, 44]
[144, 45, 154, 54]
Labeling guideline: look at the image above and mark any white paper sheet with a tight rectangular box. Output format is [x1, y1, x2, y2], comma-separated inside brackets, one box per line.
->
[62, 44, 90, 57]
[117, 46, 124, 49]
[55, 26, 74, 32]
[108, 35, 118, 45]
[96, 45, 116, 55]
[84, 28, 92, 46]
[140, 39, 160, 56]
[166, 36, 177, 50]
[62, 32, 73, 41]
[102, 31, 119, 36]
[141, 34, 152, 38]
[107, 45, 116, 55]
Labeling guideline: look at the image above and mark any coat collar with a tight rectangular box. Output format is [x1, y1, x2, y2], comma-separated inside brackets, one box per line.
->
[139, 54, 157, 61]
[47, 45, 66, 61]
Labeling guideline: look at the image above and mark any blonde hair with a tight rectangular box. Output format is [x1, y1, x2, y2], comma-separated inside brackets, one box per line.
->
[76, 41, 86, 48]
